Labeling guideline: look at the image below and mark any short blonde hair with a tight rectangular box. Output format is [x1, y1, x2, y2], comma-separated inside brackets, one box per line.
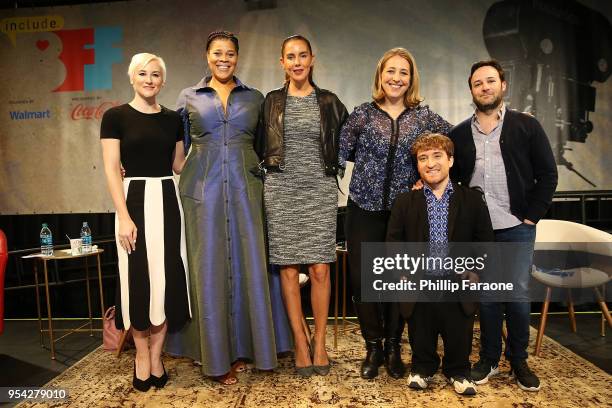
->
[127, 53, 166, 83]
[372, 48, 422, 108]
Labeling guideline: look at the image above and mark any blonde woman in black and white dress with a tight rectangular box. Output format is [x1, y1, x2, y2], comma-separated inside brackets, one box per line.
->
[100, 53, 191, 392]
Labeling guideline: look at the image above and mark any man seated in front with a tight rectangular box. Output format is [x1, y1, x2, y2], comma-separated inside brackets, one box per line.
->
[386, 133, 494, 395]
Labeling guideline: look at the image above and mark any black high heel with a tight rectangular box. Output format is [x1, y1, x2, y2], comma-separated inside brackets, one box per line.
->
[295, 337, 314, 377]
[311, 337, 331, 376]
[150, 361, 168, 389]
[133, 361, 151, 392]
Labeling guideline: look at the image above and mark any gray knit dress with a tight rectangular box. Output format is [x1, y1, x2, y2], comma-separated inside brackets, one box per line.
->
[264, 92, 337, 265]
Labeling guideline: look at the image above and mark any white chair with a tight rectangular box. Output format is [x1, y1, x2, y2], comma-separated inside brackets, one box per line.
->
[532, 219, 612, 356]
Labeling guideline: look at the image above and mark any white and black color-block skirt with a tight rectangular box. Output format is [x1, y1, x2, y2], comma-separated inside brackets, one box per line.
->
[115, 176, 191, 332]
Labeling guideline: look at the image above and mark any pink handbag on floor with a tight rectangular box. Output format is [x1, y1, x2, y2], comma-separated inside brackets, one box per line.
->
[103, 306, 130, 351]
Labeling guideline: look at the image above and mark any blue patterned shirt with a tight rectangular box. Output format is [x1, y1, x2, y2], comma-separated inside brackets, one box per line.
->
[424, 182, 453, 277]
[423, 182, 454, 243]
[339, 102, 452, 211]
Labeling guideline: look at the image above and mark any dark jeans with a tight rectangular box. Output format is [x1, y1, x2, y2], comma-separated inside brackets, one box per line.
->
[479, 222, 536, 364]
[346, 199, 403, 341]
[408, 302, 474, 378]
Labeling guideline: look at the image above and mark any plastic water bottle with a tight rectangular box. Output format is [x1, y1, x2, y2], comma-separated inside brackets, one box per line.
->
[40, 223, 53, 256]
[80, 222, 92, 253]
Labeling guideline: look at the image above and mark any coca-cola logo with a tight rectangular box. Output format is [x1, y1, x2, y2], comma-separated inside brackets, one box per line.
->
[71, 101, 120, 120]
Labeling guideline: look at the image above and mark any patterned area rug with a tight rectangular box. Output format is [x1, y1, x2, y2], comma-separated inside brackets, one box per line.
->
[17, 323, 611, 408]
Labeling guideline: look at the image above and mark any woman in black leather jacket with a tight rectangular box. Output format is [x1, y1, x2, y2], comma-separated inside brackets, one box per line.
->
[260, 35, 347, 377]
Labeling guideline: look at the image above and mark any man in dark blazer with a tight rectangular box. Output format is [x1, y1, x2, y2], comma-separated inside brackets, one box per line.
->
[449, 60, 558, 392]
[387, 133, 494, 395]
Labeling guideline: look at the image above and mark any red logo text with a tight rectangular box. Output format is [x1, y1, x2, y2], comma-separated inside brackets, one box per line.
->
[71, 101, 119, 120]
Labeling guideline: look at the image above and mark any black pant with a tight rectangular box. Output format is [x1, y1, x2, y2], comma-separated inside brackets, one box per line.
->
[345, 199, 403, 341]
[408, 302, 474, 378]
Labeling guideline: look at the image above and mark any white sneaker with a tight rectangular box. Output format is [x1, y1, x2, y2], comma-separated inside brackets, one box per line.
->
[471, 358, 500, 385]
[407, 372, 432, 390]
[448, 376, 477, 395]
[511, 361, 541, 392]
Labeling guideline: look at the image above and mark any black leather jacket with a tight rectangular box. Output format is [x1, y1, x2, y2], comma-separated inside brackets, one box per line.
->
[259, 83, 348, 176]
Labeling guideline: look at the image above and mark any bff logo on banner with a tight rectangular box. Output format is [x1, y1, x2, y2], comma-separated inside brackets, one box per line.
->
[52, 27, 123, 92]
[1, 15, 122, 93]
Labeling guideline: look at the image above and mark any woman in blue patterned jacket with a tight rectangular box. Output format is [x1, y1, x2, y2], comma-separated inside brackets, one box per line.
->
[338, 47, 452, 380]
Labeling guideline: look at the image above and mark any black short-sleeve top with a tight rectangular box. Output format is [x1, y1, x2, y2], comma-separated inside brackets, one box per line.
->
[100, 103, 183, 177]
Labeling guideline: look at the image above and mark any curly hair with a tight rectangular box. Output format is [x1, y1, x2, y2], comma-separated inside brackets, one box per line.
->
[411, 133, 454, 158]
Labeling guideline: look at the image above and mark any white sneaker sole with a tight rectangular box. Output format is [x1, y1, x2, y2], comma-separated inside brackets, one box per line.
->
[408, 380, 428, 390]
[448, 378, 477, 395]
[407, 374, 431, 390]
[473, 366, 499, 385]
[454, 386, 477, 396]
[514, 375, 541, 392]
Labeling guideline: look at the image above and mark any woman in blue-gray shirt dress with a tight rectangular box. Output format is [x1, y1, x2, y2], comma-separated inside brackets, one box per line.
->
[165, 31, 291, 385]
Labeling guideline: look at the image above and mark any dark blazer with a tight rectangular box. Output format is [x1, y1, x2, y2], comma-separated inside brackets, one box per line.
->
[259, 83, 348, 176]
[449, 109, 558, 224]
[386, 182, 494, 318]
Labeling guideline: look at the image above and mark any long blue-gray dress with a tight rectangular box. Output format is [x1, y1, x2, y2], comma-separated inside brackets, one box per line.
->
[165, 77, 292, 376]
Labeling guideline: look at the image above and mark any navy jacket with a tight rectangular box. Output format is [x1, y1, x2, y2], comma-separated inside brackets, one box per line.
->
[449, 110, 558, 224]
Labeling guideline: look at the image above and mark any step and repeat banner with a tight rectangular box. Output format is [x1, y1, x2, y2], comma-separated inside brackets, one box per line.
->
[0, 0, 610, 214]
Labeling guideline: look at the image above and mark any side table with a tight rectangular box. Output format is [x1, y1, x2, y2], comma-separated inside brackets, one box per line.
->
[23, 249, 105, 359]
